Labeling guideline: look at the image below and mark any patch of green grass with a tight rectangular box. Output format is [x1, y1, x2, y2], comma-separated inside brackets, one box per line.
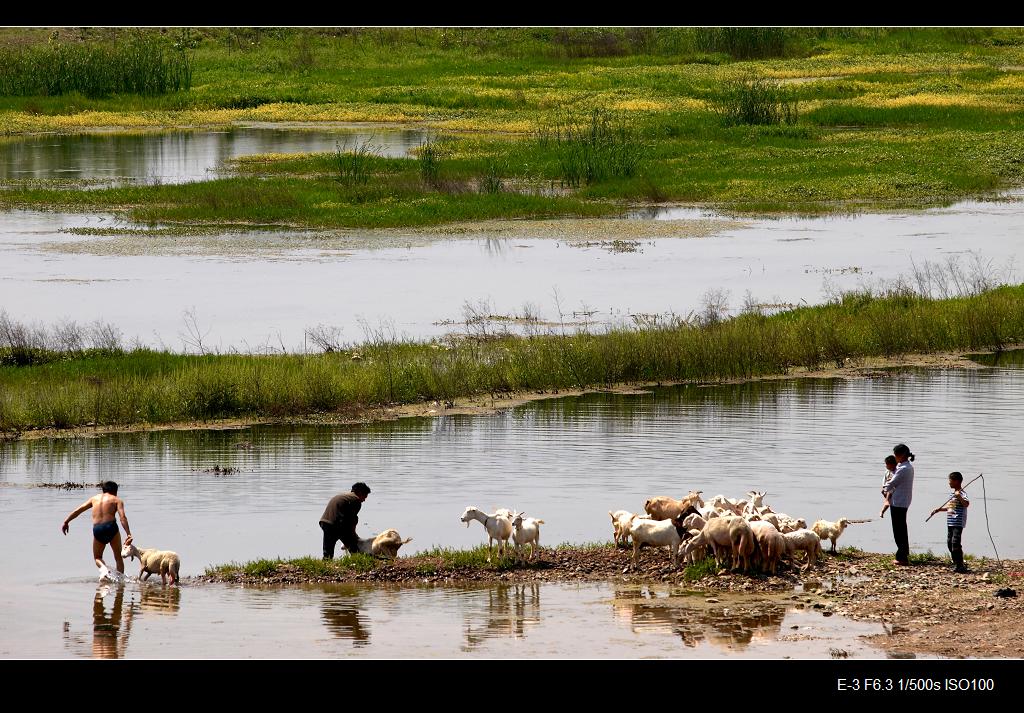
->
[682, 556, 719, 582]
[833, 546, 866, 561]
[417, 545, 519, 570]
[536, 108, 647, 188]
[209, 553, 381, 578]
[335, 553, 377, 572]
[287, 556, 343, 577]
[909, 550, 943, 565]
[557, 540, 616, 551]
[243, 559, 281, 577]
[713, 75, 799, 126]
[204, 561, 246, 577]
[0, 174, 616, 229]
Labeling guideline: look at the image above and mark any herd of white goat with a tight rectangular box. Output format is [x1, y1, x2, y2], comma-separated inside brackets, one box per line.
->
[455, 490, 863, 576]
[611, 490, 862, 574]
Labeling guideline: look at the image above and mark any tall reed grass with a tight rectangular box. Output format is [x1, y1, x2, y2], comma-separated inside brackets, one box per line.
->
[0, 35, 193, 98]
[0, 312, 123, 366]
[417, 138, 442, 187]
[2, 284, 1023, 434]
[334, 137, 378, 185]
[714, 75, 799, 126]
[692, 27, 802, 59]
[537, 109, 646, 188]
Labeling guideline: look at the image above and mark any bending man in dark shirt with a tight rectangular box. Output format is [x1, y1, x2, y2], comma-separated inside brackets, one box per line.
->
[319, 482, 371, 559]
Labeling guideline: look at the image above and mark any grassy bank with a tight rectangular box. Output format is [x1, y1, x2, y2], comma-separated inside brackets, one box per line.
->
[2, 285, 1022, 435]
[0, 173, 616, 229]
[2, 28, 1024, 221]
[203, 543, 720, 584]
[206, 543, 611, 579]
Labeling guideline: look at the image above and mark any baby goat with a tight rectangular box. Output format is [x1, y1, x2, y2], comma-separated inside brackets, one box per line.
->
[511, 512, 545, 560]
[812, 518, 852, 554]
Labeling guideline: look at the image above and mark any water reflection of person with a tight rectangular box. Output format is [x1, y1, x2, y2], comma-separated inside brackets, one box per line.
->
[91, 585, 134, 659]
[320, 591, 370, 646]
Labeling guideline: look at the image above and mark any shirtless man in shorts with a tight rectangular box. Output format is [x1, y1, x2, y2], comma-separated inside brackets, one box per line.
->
[61, 481, 132, 576]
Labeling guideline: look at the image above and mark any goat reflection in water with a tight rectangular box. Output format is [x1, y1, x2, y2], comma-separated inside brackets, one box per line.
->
[463, 582, 541, 650]
[612, 586, 786, 649]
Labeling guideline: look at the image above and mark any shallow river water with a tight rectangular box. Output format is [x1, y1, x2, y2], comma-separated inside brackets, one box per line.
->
[1, 192, 1021, 350]
[1, 362, 1019, 658]
[1, 127, 1021, 658]
[4, 579, 889, 659]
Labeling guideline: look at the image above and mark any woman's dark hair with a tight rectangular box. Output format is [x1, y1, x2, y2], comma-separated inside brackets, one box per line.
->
[949, 471, 963, 482]
[101, 481, 118, 494]
[351, 482, 371, 496]
[893, 443, 915, 461]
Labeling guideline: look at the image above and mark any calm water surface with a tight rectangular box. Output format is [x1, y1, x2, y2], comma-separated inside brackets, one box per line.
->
[2, 365, 1016, 657]
[1, 193, 1022, 349]
[0, 579, 888, 659]
[3, 367, 1019, 574]
[0, 126, 428, 185]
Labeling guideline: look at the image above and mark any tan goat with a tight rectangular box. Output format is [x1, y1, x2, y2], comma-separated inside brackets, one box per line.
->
[347, 529, 414, 558]
[121, 540, 181, 586]
[643, 490, 704, 521]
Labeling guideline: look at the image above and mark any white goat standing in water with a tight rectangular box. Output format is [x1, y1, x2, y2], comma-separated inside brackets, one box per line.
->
[460, 506, 513, 562]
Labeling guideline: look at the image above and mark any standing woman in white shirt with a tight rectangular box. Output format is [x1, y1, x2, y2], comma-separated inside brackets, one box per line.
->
[882, 443, 915, 565]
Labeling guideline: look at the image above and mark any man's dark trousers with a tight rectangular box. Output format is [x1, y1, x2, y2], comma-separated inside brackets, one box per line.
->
[321, 522, 359, 559]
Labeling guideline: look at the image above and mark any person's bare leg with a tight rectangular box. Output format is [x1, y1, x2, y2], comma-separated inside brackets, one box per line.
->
[93, 538, 106, 570]
[110, 531, 124, 574]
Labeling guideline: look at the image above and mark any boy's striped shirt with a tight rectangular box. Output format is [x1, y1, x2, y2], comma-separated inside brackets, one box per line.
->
[946, 488, 968, 528]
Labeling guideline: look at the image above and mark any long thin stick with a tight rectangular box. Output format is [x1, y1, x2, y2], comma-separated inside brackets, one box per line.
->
[924, 473, 983, 522]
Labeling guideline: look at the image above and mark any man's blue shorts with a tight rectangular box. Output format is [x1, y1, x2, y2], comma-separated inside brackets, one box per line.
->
[93, 521, 118, 544]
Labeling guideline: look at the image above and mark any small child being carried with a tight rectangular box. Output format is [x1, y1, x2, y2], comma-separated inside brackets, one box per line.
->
[879, 455, 897, 518]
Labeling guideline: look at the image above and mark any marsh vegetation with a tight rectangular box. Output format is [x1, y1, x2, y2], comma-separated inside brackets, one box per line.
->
[2, 28, 1024, 223]
[2, 279, 1022, 434]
